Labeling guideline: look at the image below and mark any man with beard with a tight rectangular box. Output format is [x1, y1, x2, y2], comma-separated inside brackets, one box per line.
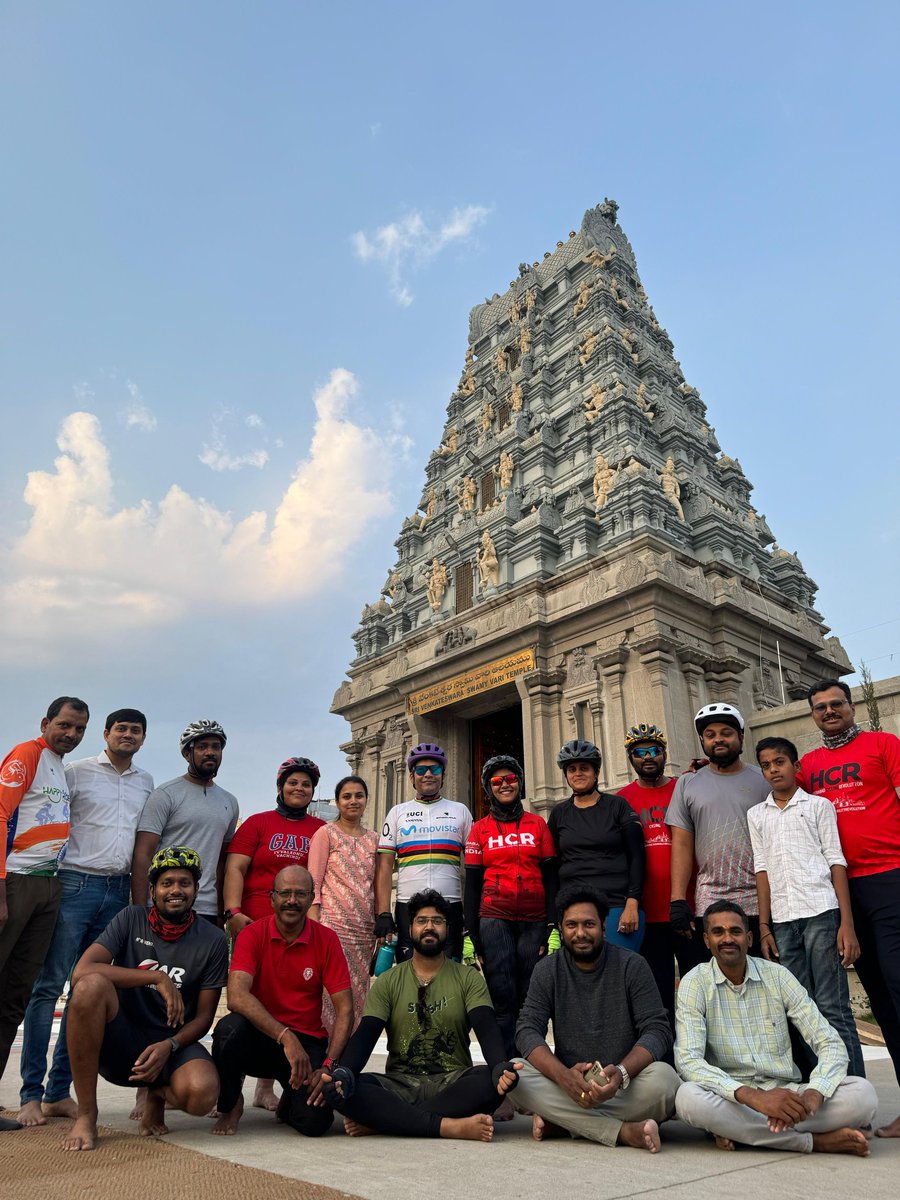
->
[675, 900, 877, 1155]
[799, 679, 900, 1137]
[131, 720, 239, 923]
[513, 885, 677, 1150]
[666, 704, 769, 956]
[618, 724, 704, 1030]
[211, 865, 353, 1137]
[375, 744, 472, 962]
[62, 846, 228, 1151]
[0, 696, 89, 1132]
[324, 888, 520, 1141]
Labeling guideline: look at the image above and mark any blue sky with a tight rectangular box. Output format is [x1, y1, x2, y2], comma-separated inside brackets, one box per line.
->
[2, 2, 898, 813]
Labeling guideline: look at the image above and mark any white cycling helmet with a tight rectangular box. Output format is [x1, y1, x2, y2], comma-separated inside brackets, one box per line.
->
[694, 703, 744, 735]
[179, 719, 227, 752]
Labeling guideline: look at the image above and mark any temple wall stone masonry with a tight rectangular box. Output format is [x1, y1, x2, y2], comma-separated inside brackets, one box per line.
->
[332, 201, 851, 830]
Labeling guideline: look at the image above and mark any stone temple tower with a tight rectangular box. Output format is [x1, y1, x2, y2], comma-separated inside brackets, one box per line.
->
[332, 200, 850, 827]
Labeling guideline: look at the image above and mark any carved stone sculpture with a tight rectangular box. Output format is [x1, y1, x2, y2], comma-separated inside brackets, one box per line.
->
[384, 569, 407, 606]
[509, 382, 524, 412]
[479, 400, 495, 436]
[660, 456, 685, 520]
[477, 530, 500, 589]
[572, 279, 591, 317]
[518, 325, 532, 355]
[584, 245, 616, 269]
[509, 296, 522, 324]
[495, 345, 508, 374]
[425, 558, 449, 611]
[593, 452, 618, 512]
[437, 425, 459, 456]
[578, 328, 598, 367]
[525, 288, 536, 310]
[418, 486, 437, 530]
[610, 276, 630, 311]
[494, 449, 514, 492]
[583, 382, 605, 423]
[460, 369, 475, 396]
[457, 475, 477, 513]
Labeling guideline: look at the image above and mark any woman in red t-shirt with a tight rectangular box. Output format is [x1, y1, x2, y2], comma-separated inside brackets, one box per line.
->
[222, 755, 326, 1109]
[464, 755, 556, 1068]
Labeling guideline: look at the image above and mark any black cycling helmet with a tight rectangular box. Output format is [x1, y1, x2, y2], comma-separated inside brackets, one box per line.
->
[277, 756, 321, 790]
[481, 754, 525, 798]
[557, 739, 602, 770]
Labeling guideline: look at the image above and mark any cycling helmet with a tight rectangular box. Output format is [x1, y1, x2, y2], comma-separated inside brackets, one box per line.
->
[557, 739, 602, 770]
[481, 754, 525, 798]
[179, 719, 227, 752]
[624, 723, 667, 750]
[407, 743, 448, 770]
[149, 845, 202, 884]
[694, 703, 745, 735]
[277, 756, 321, 789]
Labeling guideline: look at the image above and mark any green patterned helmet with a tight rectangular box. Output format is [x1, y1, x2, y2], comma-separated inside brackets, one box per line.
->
[149, 845, 202, 884]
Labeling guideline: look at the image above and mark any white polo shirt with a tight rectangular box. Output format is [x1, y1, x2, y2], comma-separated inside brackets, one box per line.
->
[63, 751, 155, 875]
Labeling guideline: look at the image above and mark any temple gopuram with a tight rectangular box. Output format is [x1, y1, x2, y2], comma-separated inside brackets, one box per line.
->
[332, 200, 850, 823]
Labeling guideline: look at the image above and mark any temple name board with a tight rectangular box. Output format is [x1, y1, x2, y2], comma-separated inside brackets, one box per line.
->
[406, 648, 536, 715]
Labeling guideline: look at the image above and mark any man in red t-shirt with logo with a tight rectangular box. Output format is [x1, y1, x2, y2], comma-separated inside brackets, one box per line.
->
[800, 678, 900, 1137]
[619, 724, 701, 1032]
[211, 864, 352, 1137]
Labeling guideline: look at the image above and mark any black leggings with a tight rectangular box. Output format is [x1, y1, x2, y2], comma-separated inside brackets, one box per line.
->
[337, 1066, 500, 1137]
[212, 1013, 333, 1136]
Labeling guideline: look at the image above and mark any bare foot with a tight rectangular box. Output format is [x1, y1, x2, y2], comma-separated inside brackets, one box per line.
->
[715, 1135, 737, 1151]
[253, 1079, 280, 1111]
[129, 1087, 147, 1121]
[17, 1101, 47, 1127]
[344, 1118, 376, 1136]
[43, 1098, 78, 1120]
[812, 1127, 870, 1157]
[494, 1096, 516, 1122]
[876, 1114, 900, 1138]
[139, 1091, 169, 1138]
[532, 1114, 569, 1141]
[212, 1095, 244, 1136]
[441, 1114, 494, 1142]
[63, 1114, 98, 1151]
[618, 1119, 661, 1153]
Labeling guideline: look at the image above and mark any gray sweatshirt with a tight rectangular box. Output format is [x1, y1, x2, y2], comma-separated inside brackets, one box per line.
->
[515, 942, 671, 1066]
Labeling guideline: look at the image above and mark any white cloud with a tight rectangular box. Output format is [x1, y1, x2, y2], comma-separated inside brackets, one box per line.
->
[123, 379, 158, 432]
[352, 204, 490, 304]
[2, 369, 399, 660]
[245, 413, 263, 428]
[199, 410, 269, 471]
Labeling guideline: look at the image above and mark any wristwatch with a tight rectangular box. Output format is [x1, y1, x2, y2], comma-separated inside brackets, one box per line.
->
[615, 1063, 630, 1090]
[223, 908, 241, 922]
[169, 1037, 180, 1055]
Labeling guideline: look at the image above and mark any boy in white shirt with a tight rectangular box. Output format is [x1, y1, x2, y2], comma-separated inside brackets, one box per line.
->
[749, 737, 864, 1076]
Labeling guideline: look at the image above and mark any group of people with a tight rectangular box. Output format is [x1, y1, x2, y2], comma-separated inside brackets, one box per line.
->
[0, 677, 898, 1161]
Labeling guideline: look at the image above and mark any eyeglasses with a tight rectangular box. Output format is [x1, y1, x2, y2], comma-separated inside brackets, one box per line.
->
[413, 763, 444, 776]
[490, 773, 519, 787]
[630, 746, 663, 759]
[273, 888, 312, 900]
[811, 700, 850, 714]
[412, 915, 447, 928]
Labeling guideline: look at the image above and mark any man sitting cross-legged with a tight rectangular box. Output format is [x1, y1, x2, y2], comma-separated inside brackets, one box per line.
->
[513, 885, 678, 1151]
[675, 900, 878, 1155]
[212, 865, 353, 1137]
[62, 845, 228, 1150]
[324, 888, 521, 1142]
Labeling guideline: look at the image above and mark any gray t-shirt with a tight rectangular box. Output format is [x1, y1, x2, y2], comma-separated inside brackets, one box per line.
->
[665, 763, 769, 916]
[137, 776, 239, 915]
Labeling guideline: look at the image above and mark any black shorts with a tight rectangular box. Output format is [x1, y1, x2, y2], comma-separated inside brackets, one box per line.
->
[98, 1008, 212, 1089]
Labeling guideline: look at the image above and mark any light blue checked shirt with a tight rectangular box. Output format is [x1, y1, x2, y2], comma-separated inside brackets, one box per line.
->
[675, 956, 848, 1100]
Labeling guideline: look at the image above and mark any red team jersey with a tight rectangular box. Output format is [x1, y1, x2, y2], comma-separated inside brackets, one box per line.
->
[800, 731, 900, 878]
[618, 778, 682, 923]
[227, 810, 326, 921]
[464, 811, 555, 921]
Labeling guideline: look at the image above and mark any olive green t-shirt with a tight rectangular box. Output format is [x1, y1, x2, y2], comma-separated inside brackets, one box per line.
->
[363, 958, 492, 1076]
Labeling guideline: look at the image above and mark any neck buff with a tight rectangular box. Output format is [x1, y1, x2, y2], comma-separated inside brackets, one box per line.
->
[148, 905, 196, 942]
[823, 723, 862, 751]
[490, 796, 525, 822]
[276, 798, 312, 820]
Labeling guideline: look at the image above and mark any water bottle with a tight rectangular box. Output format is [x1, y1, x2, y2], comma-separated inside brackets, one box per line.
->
[372, 940, 396, 976]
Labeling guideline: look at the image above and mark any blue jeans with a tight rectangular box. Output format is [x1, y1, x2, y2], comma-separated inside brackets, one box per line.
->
[479, 918, 545, 1057]
[20, 869, 131, 1104]
[773, 907, 866, 1078]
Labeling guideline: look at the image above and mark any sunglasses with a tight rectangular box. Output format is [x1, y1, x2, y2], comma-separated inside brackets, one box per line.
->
[415, 983, 432, 1030]
[490, 773, 519, 787]
[413, 763, 444, 776]
[630, 746, 663, 759]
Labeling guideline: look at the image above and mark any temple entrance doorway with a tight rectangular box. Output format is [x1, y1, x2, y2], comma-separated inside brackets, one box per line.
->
[470, 704, 524, 819]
